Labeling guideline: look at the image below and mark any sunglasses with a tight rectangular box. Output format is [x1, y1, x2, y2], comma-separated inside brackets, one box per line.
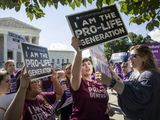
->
[129, 54, 140, 59]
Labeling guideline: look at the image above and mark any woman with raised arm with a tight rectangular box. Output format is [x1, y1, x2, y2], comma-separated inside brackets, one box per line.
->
[4, 68, 63, 120]
[70, 37, 110, 120]
[102, 45, 160, 120]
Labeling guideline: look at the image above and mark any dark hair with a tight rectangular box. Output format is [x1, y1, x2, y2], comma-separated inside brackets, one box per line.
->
[129, 45, 158, 71]
[0, 70, 9, 84]
[82, 57, 95, 73]
[65, 63, 72, 70]
[82, 57, 92, 63]
[121, 62, 128, 68]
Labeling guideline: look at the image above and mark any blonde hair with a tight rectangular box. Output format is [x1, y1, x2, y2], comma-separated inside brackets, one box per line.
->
[5, 60, 15, 69]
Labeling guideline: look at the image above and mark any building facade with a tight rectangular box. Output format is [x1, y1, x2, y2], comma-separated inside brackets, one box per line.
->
[48, 50, 75, 69]
[0, 17, 41, 68]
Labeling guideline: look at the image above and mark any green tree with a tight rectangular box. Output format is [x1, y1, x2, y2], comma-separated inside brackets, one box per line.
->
[104, 37, 130, 60]
[104, 32, 154, 60]
[128, 32, 155, 45]
[1, 0, 160, 31]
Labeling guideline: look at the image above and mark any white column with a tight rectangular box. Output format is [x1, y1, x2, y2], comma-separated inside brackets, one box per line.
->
[13, 51, 17, 63]
[3, 34, 8, 62]
[29, 36, 32, 43]
[35, 36, 39, 45]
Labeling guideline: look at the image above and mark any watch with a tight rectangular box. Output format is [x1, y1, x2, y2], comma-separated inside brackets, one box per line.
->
[109, 79, 117, 88]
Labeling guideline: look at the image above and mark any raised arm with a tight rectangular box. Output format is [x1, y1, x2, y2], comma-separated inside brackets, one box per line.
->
[51, 69, 64, 100]
[4, 68, 30, 120]
[70, 37, 82, 91]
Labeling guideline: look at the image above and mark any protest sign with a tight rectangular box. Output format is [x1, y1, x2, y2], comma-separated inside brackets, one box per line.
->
[146, 42, 160, 67]
[57, 97, 73, 111]
[21, 42, 52, 81]
[7, 32, 26, 52]
[89, 44, 112, 84]
[66, 4, 128, 50]
[111, 52, 129, 64]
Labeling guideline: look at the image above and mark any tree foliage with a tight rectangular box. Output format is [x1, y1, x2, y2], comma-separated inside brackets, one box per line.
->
[104, 32, 155, 60]
[0, 0, 160, 31]
[104, 37, 130, 60]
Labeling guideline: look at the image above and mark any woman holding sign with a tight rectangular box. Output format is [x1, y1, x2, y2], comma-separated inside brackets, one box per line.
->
[4, 68, 63, 120]
[70, 37, 110, 120]
[102, 45, 160, 120]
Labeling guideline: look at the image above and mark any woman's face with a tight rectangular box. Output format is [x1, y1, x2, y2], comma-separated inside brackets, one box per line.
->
[129, 50, 144, 71]
[0, 75, 11, 94]
[121, 65, 129, 75]
[65, 66, 71, 79]
[29, 80, 42, 96]
[6, 62, 16, 74]
[81, 61, 93, 77]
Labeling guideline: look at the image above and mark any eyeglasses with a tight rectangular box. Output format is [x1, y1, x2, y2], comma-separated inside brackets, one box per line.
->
[129, 54, 140, 59]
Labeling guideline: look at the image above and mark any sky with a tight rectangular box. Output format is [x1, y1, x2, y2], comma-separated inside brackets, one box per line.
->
[0, 3, 159, 57]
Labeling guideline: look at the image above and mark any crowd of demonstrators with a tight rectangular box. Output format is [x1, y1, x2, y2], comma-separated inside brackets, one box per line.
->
[4, 60, 21, 94]
[101, 45, 160, 120]
[1, 38, 160, 120]
[4, 68, 63, 120]
[70, 37, 110, 120]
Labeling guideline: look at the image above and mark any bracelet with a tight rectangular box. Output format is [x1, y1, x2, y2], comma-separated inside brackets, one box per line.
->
[109, 79, 117, 88]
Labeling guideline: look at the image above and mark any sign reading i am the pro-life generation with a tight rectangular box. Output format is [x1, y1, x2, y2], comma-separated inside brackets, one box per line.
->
[21, 42, 52, 81]
[66, 4, 128, 50]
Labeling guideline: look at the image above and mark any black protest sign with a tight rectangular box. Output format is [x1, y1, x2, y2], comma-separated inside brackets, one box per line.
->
[66, 4, 128, 50]
[21, 43, 52, 81]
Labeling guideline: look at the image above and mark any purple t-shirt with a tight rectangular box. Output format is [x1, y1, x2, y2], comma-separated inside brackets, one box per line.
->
[41, 77, 54, 92]
[23, 92, 56, 120]
[70, 79, 110, 120]
[9, 70, 21, 94]
[60, 79, 72, 99]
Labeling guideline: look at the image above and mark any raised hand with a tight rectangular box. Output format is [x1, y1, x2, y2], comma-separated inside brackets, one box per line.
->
[71, 37, 80, 52]
[51, 69, 58, 81]
[20, 67, 30, 89]
[110, 69, 122, 82]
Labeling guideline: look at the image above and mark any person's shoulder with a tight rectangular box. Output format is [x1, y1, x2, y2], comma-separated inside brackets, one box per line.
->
[0, 93, 15, 109]
[140, 70, 160, 80]
[0, 93, 15, 101]
[142, 70, 159, 76]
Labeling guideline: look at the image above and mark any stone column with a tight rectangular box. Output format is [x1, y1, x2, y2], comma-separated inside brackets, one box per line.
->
[13, 51, 17, 64]
[35, 36, 39, 45]
[29, 36, 32, 43]
[3, 34, 8, 62]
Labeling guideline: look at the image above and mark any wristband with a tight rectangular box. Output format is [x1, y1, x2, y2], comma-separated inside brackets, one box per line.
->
[109, 79, 117, 88]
